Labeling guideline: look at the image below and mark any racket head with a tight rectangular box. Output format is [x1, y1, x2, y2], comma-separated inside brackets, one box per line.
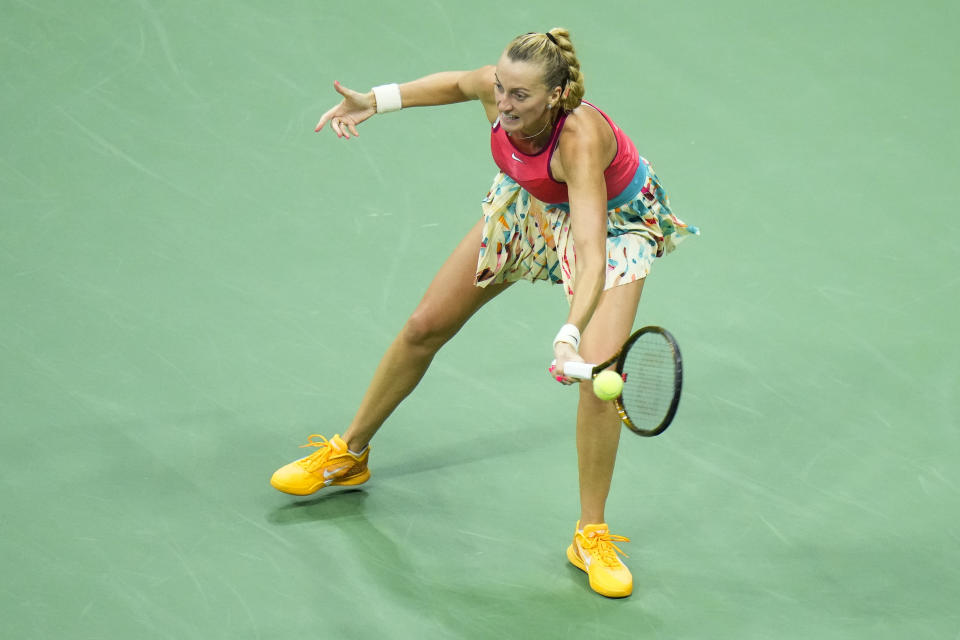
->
[613, 326, 683, 437]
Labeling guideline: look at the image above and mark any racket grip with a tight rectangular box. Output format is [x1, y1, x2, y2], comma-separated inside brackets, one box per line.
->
[562, 361, 595, 380]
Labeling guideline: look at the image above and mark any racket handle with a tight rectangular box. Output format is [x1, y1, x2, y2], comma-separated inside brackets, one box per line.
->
[561, 360, 596, 380]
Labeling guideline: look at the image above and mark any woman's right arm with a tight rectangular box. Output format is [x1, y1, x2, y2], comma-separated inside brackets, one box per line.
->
[315, 66, 497, 138]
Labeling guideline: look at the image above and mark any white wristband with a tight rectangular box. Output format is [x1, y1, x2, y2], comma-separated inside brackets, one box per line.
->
[553, 323, 581, 352]
[372, 83, 402, 113]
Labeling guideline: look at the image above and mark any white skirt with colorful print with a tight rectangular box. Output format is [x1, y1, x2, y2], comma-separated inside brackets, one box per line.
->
[474, 158, 699, 301]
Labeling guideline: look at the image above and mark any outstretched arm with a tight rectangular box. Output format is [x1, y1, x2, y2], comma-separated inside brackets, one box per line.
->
[315, 66, 497, 138]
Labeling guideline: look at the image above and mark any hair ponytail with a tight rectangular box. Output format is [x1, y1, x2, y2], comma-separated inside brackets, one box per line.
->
[546, 28, 584, 111]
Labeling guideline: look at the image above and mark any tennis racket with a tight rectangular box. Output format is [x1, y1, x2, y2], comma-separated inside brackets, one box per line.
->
[563, 326, 683, 437]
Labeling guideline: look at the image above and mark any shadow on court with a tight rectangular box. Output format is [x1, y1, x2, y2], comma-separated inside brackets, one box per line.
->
[371, 422, 561, 482]
[267, 488, 369, 525]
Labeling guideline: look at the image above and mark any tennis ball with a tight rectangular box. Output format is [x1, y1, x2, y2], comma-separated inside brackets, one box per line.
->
[593, 370, 623, 401]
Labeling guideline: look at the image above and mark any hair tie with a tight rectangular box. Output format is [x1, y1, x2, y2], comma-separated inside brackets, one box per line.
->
[545, 32, 558, 45]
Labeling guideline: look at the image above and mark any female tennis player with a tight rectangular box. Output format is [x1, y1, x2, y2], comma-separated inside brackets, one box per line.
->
[270, 29, 697, 598]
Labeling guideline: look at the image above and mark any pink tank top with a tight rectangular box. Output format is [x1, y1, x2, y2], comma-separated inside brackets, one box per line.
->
[489, 101, 640, 205]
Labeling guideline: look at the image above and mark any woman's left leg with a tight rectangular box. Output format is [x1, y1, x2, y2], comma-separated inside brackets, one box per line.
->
[575, 277, 645, 526]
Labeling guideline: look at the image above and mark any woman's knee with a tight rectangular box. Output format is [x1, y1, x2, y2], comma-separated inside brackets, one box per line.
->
[400, 306, 459, 351]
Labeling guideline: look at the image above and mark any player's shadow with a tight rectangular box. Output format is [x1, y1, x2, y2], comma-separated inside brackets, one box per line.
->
[267, 487, 369, 525]
[266, 423, 556, 525]
[372, 423, 557, 481]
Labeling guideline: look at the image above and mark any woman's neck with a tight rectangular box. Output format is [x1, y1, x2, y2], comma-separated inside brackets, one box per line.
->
[508, 112, 560, 153]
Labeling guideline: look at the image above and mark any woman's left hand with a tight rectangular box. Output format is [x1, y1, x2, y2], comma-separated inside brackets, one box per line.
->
[549, 342, 585, 385]
[314, 80, 377, 138]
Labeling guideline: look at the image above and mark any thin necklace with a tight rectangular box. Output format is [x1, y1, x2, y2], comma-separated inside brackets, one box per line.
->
[509, 115, 555, 141]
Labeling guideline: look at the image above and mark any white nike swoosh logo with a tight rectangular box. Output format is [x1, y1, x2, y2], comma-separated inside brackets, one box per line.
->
[577, 540, 592, 568]
[323, 465, 351, 480]
[511, 153, 524, 163]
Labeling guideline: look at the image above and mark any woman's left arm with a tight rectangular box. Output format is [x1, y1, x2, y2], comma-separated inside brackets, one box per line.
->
[552, 126, 609, 377]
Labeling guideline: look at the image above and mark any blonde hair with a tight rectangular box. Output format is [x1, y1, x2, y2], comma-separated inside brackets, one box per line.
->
[505, 28, 584, 112]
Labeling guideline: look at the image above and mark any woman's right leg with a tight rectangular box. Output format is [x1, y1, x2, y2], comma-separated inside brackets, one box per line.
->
[341, 218, 511, 451]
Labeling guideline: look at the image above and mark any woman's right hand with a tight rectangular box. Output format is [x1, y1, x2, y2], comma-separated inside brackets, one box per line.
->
[314, 81, 377, 139]
[549, 341, 584, 386]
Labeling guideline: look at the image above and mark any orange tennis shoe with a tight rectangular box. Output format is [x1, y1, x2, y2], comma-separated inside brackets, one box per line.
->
[566, 522, 633, 598]
[270, 434, 370, 496]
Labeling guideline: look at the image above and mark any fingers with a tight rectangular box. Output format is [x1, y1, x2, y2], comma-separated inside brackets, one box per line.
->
[316, 112, 359, 139]
[547, 364, 576, 385]
[315, 81, 366, 138]
[314, 104, 338, 132]
[550, 343, 585, 385]
[314, 82, 353, 135]
[330, 117, 357, 139]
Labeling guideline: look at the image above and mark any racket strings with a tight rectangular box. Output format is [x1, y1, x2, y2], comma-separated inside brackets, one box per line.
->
[620, 334, 677, 430]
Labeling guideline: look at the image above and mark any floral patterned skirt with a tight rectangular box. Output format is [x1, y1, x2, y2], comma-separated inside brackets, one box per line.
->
[474, 158, 699, 301]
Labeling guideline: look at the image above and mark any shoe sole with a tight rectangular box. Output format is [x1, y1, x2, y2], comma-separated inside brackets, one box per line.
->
[271, 470, 370, 496]
[566, 544, 632, 599]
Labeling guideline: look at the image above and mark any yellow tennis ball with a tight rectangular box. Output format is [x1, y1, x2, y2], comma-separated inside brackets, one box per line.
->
[593, 370, 623, 401]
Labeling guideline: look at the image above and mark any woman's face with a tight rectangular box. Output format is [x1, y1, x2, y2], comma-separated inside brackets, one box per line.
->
[494, 54, 558, 136]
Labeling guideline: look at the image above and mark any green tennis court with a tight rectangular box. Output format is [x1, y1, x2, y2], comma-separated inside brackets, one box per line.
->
[2, 1, 958, 638]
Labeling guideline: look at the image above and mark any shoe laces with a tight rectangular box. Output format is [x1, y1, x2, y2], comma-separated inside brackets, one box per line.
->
[582, 530, 630, 567]
[297, 434, 334, 471]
